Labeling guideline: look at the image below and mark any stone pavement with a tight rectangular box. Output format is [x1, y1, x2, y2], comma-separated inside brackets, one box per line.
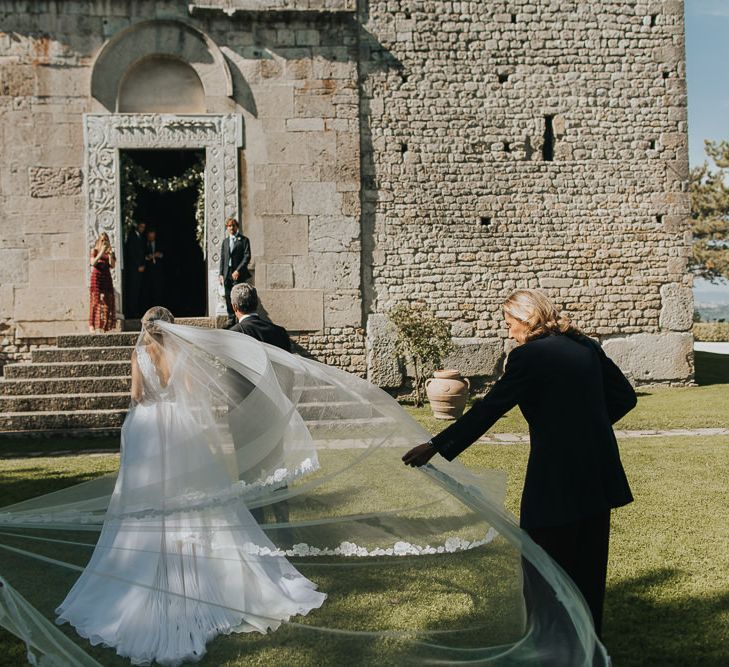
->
[479, 427, 729, 444]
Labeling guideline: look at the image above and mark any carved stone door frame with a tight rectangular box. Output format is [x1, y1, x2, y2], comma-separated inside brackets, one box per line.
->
[83, 113, 243, 318]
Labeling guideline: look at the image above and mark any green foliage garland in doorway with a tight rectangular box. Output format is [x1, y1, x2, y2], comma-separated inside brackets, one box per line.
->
[121, 153, 206, 251]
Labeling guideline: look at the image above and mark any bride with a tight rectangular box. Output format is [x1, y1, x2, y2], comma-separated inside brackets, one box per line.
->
[55, 307, 326, 666]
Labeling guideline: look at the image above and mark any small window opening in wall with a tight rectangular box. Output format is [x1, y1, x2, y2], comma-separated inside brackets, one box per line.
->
[400, 142, 408, 156]
[498, 72, 509, 84]
[404, 9, 411, 19]
[649, 139, 656, 150]
[656, 214, 664, 225]
[400, 72, 408, 84]
[542, 115, 555, 161]
[662, 70, 670, 79]
[479, 216, 492, 227]
[504, 141, 511, 153]
[511, 13, 517, 23]
[650, 14, 657, 27]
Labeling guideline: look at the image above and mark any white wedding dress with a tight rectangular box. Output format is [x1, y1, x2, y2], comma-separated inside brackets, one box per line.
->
[55, 343, 326, 666]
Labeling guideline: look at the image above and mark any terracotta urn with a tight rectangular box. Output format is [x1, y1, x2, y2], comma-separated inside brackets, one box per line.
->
[425, 369, 470, 420]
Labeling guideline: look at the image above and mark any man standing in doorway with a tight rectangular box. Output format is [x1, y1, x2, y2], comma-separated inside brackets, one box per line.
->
[218, 217, 251, 328]
[124, 221, 147, 319]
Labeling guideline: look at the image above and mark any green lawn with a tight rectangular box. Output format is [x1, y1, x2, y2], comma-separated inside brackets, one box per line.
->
[1, 350, 727, 665]
[2, 435, 728, 665]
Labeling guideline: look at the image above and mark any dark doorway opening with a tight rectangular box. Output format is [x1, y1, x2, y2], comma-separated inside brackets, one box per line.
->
[121, 149, 206, 318]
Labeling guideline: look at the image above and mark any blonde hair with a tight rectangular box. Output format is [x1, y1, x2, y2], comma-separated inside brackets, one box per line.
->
[141, 306, 174, 345]
[503, 289, 580, 341]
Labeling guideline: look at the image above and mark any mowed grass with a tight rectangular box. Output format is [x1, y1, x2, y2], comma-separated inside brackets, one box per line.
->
[1, 435, 728, 665]
[1, 350, 727, 665]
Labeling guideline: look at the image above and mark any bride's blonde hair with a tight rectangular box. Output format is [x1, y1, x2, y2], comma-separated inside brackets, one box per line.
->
[503, 289, 580, 342]
[141, 306, 174, 345]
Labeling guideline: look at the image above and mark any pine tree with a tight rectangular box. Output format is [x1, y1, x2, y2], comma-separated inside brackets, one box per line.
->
[690, 140, 729, 282]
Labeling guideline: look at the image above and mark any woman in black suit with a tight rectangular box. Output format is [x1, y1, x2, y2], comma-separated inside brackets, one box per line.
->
[403, 289, 636, 638]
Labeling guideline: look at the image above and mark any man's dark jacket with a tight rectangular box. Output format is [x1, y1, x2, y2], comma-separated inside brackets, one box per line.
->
[219, 233, 251, 282]
[431, 333, 636, 530]
[229, 314, 291, 352]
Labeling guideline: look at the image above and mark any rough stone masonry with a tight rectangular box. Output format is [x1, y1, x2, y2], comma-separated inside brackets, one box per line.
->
[0, 0, 693, 388]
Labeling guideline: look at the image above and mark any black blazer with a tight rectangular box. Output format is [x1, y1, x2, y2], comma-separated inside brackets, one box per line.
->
[219, 233, 251, 282]
[431, 333, 636, 530]
[230, 314, 292, 352]
[125, 230, 146, 272]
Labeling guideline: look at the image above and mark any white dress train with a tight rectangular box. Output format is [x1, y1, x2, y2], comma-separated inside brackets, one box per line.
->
[56, 345, 326, 666]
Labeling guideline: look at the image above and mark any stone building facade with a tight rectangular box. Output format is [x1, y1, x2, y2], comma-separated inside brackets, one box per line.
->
[0, 0, 693, 386]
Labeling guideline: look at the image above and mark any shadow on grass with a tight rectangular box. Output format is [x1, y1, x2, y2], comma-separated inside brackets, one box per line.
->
[695, 351, 729, 386]
[605, 568, 729, 666]
[0, 436, 120, 460]
[0, 468, 117, 509]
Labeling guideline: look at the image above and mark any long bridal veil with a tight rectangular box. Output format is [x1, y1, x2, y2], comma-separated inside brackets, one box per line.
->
[0, 322, 609, 666]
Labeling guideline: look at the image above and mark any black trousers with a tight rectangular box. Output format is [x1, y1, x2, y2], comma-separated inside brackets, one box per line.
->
[525, 510, 611, 638]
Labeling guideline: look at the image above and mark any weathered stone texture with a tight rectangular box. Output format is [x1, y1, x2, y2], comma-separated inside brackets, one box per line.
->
[602, 333, 694, 383]
[359, 0, 692, 384]
[0, 1, 692, 384]
[444, 338, 504, 379]
[29, 167, 83, 198]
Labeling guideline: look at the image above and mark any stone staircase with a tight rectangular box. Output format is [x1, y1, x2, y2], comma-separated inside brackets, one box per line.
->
[0, 332, 136, 436]
[0, 318, 224, 437]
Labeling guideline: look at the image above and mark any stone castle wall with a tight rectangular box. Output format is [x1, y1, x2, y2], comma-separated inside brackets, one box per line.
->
[0, 0, 692, 384]
[359, 0, 693, 385]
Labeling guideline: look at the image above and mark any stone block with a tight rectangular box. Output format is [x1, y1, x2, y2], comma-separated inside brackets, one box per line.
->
[293, 182, 342, 215]
[261, 215, 308, 257]
[286, 118, 325, 132]
[257, 289, 323, 331]
[266, 263, 294, 289]
[659, 283, 693, 331]
[265, 133, 309, 165]
[366, 313, 404, 388]
[295, 252, 359, 289]
[602, 333, 693, 382]
[251, 85, 294, 118]
[29, 167, 83, 198]
[294, 91, 335, 118]
[254, 164, 320, 184]
[539, 277, 573, 288]
[0, 285, 14, 315]
[15, 286, 87, 321]
[443, 338, 504, 378]
[253, 185, 292, 215]
[324, 290, 361, 328]
[0, 249, 29, 286]
[309, 215, 359, 252]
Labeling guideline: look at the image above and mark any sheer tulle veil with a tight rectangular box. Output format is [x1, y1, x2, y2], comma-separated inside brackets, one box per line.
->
[0, 318, 610, 666]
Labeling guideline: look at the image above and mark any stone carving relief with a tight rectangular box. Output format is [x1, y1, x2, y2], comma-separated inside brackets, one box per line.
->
[84, 113, 243, 316]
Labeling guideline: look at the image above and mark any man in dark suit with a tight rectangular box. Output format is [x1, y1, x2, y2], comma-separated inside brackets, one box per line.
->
[403, 293, 637, 640]
[142, 227, 165, 311]
[124, 221, 147, 318]
[219, 217, 251, 328]
[228, 282, 292, 533]
[228, 283, 291, 351]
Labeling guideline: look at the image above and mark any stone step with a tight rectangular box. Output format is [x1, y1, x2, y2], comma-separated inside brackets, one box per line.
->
[4, 361, 130, 379]
[0, 427, 121, 440]
[32, 346, 133, 363]
[57, 332, 139, 349]
[0, 393, 130, 413]
[0, 409, 128, 431]
[0, 377, 131, 396]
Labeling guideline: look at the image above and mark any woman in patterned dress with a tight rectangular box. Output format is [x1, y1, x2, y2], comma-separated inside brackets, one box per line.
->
[89, 232, 117, 333]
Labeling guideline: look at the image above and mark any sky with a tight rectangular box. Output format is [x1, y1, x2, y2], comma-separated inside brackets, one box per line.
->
[685, 0, 728, 293]
[685, 0, 729, 167]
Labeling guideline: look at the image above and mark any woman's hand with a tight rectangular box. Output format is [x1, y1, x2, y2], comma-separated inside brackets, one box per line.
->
[402, 442, 437, 467]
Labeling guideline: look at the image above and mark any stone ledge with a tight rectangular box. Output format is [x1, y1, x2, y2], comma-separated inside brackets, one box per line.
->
[602, 332, 694, 383]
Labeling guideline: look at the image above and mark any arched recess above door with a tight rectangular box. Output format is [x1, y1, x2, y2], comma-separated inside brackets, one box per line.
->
[91, 19, 233, 112]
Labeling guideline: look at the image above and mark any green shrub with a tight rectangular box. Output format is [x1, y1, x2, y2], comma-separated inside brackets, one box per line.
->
[693, 322, 729, 342]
